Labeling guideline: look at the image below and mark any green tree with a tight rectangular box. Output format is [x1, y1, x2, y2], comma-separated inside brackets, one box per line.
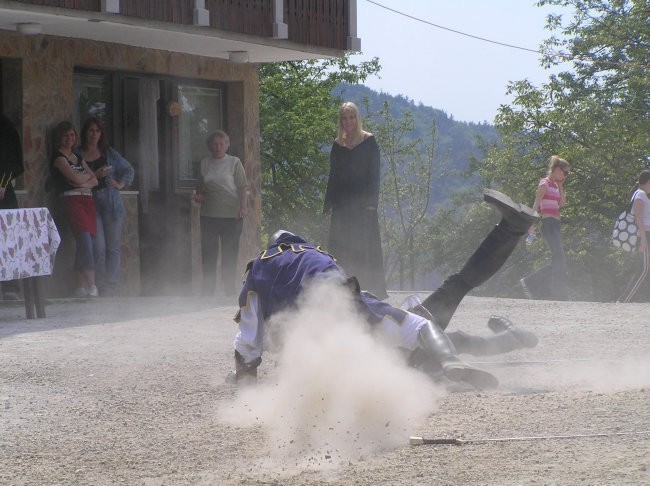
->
[258, 55, 380, 242]
[471, 0, 650, 300]
[363, 101, 438, 290]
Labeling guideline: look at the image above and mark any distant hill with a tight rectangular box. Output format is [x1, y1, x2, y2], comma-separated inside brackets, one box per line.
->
[334, 83, 500, 208]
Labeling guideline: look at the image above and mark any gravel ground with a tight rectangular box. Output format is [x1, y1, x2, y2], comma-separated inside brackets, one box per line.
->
[1, 294, 649, 485]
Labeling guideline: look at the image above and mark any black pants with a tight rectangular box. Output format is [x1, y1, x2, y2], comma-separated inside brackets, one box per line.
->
[201, 216, 243, 296]
[522, 217, 568, 300]
[421, 220, 524, 330]
[618, 230, 650, 303]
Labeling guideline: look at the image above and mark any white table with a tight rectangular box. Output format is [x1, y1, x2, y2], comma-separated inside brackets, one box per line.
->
[0, 207, 60, 318]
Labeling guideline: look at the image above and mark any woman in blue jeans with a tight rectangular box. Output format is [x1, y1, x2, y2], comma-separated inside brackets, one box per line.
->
[79, 117, 135, 297]
[520, 156, 571, 300]
[51, 121, 99, 297]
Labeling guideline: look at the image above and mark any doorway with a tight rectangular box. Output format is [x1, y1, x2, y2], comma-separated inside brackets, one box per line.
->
[73, 69, 226, 295]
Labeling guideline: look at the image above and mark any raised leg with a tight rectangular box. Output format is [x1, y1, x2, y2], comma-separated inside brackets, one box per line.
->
[419, 190, 538, 330]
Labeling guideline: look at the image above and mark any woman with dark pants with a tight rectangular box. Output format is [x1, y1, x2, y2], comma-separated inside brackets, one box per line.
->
[618, 170, 650, 303]
[50, 121, 99, 297]
[78, 117, 134, 297]
[193, 130, 248, 297]
[520, 156, 571, 300]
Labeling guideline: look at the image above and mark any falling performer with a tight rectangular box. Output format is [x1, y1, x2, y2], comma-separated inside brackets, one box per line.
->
[231, 189, 540, 390]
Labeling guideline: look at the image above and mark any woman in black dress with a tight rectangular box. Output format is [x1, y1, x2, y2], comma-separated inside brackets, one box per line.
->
[324, 102, 387, 299]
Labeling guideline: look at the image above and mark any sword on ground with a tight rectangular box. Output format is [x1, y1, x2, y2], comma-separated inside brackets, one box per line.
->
[409, 430, 650, 446]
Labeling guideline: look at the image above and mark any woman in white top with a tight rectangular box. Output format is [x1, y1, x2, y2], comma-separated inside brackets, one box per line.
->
[193, 130, 248, 297]
[618, 170, 650, 303]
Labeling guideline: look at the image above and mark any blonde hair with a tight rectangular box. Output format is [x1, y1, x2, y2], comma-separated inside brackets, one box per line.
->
[336, 102, 363, 144]
[547, 155, 570, 176]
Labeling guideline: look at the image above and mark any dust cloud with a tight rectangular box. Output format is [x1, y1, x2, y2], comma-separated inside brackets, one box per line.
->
[218, 279, 442, 464]
[526, 357, 650, 393]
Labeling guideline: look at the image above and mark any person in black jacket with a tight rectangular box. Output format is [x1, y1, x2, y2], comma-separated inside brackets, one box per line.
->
[324, 102, 387, 299]
[0, 113, 25, 300]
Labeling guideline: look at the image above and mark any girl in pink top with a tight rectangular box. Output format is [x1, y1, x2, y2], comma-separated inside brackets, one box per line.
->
[520, 156, 571, 300]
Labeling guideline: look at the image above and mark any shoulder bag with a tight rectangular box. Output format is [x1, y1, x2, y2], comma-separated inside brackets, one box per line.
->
[612, 191, 640, 252]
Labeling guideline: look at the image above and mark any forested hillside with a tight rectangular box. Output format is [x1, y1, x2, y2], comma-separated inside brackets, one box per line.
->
[334, 82, 499, 208]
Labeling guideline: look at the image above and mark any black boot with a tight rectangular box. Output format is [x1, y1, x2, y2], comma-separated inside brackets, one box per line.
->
[231, 350, 261, 384]
[447, 316, 538, 356]
[483, 189, 540, 234]
[417, 321, 498, 390]
[420, 223, 523, 330]
[419, 191, 539, 330]
[487, 315, 538, 346]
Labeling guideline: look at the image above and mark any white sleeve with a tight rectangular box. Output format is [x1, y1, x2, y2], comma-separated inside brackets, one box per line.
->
[377, 311, 428, 351]
[233, 291, 264, 364]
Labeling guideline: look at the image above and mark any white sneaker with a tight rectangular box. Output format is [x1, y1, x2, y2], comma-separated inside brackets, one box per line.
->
[88, 285, 99, 297]
[73, 287, 88, 298]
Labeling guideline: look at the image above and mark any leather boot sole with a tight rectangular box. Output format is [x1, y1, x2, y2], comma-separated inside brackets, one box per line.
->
[443, 363, 499, 390]
[483, 189, 540, 232]
[488, 315, 539, 348]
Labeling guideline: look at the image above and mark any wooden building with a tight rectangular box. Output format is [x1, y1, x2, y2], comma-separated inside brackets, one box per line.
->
[0, 0, 360, 296]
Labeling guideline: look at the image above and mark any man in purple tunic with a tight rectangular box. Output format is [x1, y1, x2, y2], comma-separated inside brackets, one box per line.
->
[232, 189, 539, 390]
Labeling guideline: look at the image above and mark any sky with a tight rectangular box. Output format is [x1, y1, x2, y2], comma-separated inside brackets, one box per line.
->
[353, 0, 571, 124]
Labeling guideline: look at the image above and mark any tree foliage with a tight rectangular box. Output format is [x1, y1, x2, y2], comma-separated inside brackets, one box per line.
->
[470, 0, 650, 300]
[362, 101, 437, 289]
[258, 55, 380, 242]
[340, 83, 500, 207]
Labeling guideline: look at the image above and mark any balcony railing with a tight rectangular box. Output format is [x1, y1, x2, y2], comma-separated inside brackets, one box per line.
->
[12, 0, 100, 9]
[285, 0, 348, 50]
[10, 0, 351, 50]
[208, 0, 273, 37]
[120, 0, 194, 24]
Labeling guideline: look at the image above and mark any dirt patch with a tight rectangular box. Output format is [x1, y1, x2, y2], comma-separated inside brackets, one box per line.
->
[1, 295, 648, 485]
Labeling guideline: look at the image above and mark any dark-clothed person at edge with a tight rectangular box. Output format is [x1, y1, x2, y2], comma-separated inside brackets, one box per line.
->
[0, 114, 25, 300]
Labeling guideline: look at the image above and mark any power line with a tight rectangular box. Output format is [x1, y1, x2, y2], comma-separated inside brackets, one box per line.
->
[364, 0, 543, 55]
[364, 0, 650, 70]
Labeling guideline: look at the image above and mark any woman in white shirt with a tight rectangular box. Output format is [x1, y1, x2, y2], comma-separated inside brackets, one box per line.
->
[618, 170, 650, 303]
[193, 130, 248, 297]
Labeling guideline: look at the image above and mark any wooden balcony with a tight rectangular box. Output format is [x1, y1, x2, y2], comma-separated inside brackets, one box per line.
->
[11, 0, 100, 8]
[9, 0, 353, 51]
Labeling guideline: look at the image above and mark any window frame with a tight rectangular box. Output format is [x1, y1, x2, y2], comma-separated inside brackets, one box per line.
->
[72, 68, 227, 195]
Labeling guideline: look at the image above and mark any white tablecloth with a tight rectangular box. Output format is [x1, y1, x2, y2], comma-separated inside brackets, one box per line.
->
[0, 208, 60, 281]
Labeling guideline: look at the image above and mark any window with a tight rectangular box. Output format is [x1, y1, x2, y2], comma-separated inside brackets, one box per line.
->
[73, 72, 112, 136]
[176, 85, 224, 189]
[73, 70, 226, 195]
